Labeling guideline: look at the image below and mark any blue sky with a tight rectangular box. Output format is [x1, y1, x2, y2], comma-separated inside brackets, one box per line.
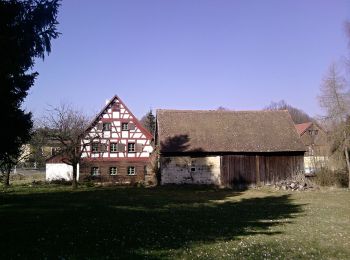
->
[25, 0, 350, 119]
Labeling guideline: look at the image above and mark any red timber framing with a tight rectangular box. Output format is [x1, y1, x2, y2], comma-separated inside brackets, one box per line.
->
[79, 95, 154, 182]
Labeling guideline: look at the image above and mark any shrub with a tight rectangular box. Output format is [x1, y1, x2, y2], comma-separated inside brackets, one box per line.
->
[49, 179, 72, 185]
[10, 174, 26, 181]
[314, 168, 349, 188]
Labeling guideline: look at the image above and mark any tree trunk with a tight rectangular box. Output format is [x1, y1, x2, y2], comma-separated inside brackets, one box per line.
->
[72, 163, 78, 189]
[343, 131, 350, 188]
[345, 146, 350, 188]
[3, 170, 10, 187]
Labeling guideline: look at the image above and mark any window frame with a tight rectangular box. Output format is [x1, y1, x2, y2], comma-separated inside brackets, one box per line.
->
[127, 166, 136, 175]
[110, 142, 118, 153]
[91, 142, 99, 153]
[121, 122, 129, 131]
[103, 122, 111, 131]
[91, 167, 100, 176]
[109, 167, 117, 175]
[128, 142, 136, 153]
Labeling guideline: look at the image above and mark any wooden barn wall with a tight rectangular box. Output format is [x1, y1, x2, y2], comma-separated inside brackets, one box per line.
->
[221, 154, 304, 187]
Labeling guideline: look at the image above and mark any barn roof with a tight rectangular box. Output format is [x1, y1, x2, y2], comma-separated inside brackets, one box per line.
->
[157, 109, 305, 153]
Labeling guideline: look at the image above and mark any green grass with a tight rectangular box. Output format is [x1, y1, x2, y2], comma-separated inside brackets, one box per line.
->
[0, 185, 349, 259]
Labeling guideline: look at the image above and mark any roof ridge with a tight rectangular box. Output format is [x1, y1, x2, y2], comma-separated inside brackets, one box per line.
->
[157, 109, 289, 113]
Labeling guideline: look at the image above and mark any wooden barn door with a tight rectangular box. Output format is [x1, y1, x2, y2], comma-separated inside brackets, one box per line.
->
[221, 154, 304, 187]
[221, 155, 257, 187]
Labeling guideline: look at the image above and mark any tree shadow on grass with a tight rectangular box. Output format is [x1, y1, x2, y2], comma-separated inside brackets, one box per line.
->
[0, 187, 303, 259]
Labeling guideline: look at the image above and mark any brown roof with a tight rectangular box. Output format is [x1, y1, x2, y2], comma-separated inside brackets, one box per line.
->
[295, 122, 313, 135]
[157, 109, 305, 153]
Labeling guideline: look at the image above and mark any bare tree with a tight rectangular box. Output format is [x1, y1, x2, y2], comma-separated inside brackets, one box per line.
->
[318, 63, 350, 186]
[264, 100, 313, 124]
[43, 104, 96, 189]
[345, 21, 350, 69]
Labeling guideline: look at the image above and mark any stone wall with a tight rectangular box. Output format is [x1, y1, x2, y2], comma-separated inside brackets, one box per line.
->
[160, 156, 221, 185]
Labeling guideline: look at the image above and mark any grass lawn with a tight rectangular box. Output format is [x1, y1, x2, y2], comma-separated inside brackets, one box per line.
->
[0, 185, 349, 259]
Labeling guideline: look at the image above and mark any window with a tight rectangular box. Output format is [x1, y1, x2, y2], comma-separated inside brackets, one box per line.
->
[308, 146, 314, 156]
[109, 167, 117, 175]
[91, 167, 100, 176]
[97, 123, 103, 131]
[92, 142, 99, 153]
[127, 166, 136, 175]
[103, 123, 111, 131]
[51, 147, 60, 156]
[128, 143, 135, 153]
[308, 130, 319, 136]
[122, 123, 128, 131]
[191, 167, 196, 172]
[112, 103, 120, 111]
[110, 142, 118, 153]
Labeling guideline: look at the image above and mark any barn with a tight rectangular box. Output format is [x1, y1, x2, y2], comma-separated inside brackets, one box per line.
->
[156, 109, 305, 187]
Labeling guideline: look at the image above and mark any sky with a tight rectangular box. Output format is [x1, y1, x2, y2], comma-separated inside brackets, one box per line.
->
[25, 0, 350, 120]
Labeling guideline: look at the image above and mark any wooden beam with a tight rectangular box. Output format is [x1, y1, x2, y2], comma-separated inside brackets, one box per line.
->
[255, 155, 260, 186]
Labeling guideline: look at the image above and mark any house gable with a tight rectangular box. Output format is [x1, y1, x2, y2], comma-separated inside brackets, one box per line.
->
[81, 95, 153, 160]
[295, 122, 328, 157]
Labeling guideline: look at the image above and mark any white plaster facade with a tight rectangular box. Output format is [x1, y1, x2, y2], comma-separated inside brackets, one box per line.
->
[46, 163, 80, 181]
[304, 156, 327, 174]
[161, 156, 221, 185]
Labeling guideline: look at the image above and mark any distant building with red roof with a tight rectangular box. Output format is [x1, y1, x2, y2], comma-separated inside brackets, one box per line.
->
[294, 122, 328, 173]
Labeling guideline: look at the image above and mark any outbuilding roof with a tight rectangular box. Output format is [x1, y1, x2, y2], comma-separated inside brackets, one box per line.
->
[157, 109, 305, 153]
[295, 122, 313, 135]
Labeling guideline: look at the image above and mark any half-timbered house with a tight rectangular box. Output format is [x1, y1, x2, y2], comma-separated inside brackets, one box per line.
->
[46, 95, 154, 184]
[156, 109, 305, 187]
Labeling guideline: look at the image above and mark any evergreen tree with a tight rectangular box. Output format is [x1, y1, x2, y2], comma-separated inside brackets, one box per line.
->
[0, 0, 60, 186]
[140, 110, 156, 136]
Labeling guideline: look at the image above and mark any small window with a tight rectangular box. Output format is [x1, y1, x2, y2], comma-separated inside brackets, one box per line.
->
[129, 123, 135, 130]
[97, 123, 103, 131]
[127, 166, 136, 175]
[110, 142, 118, 153]
[191, 167, 196, 172]
[128, 143, 135, 153]
[308, 130, 318, 136]
[109, 167, 117, 175]
[92, 142, 99, 153]
[91, 167, 100, 176]
[112, 103, 120, 111]
[103, 123, 111, 131]
[308, 146, 314, 156]
[51, 147, 60, 156]
[122, 123, 128, 131]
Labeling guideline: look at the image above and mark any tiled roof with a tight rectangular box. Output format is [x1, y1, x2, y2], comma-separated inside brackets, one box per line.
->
[295, 122, 313, 135]
[157, 109, 305, 153]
